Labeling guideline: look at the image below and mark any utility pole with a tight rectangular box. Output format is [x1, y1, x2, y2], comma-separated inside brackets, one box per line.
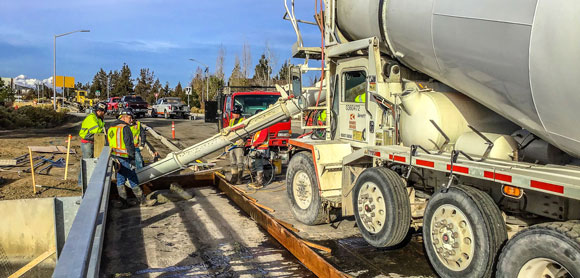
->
[53, 29, 90, 110]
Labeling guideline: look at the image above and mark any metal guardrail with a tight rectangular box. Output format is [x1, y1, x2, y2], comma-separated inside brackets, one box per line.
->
[52, 147, 112, 278]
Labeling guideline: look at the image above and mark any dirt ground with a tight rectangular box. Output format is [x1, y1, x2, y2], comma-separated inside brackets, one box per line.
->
[0, 117, 86, 200]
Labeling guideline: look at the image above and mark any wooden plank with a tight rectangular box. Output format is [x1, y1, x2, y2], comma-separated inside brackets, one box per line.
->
[254, 202, 275, 213]
[8, 247, 56, 278]
[28, 147, 36, 194]
[93, 133, 106, 158]
[302, 239, 332, 253]
[28, 146, 75, 154]
[274, 218, 300, 233]
[214, 173, 350, 278]
[0, 159, 17, 166]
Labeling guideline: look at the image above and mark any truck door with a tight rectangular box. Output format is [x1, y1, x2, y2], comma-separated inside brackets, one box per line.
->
[338, 69, 369, 143]
[223, 95, 232, 128]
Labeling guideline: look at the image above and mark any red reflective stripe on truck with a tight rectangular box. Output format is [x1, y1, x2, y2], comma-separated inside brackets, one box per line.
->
[484, 171, 494, 179]
[416, 159, 434, 168]
[393, 155, 406, 163]
[495, 173, 512, 183]
[446, 165, 469, 174]
[531, 180, 564, 194]
[484, 171, 513, 183]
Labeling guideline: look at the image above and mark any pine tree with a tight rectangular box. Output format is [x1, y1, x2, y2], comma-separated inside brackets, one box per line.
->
[134, 68, 154, 102]
[0, 78, 14, 105]
[174, 82, 184, 99]
[276, 61, 291, 83]
[229, 55, 248, 86]
[90, 68, 108, 98]
[113, 63, 133, 96]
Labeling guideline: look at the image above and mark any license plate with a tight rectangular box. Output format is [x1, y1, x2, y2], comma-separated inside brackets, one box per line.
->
[353, 131, 363, 141]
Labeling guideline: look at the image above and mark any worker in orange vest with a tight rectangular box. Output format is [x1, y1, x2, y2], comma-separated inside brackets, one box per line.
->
[108, 109, 143, 207]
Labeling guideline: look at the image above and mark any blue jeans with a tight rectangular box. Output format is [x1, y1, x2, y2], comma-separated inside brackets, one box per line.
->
[78, 142, 94, 187]
[135, 148, 144, 170]
[116, 157, 139, 188]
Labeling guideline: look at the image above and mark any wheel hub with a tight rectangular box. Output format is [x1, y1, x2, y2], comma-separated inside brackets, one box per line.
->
[518, 258, 573, 278]
[357, 182, 387, 234]
[430, 204, 474, 271]
[293, 171, 312, 210]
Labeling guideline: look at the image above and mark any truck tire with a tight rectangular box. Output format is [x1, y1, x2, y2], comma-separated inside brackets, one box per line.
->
[353, 167, 411, 247]
[286, 152, 327, 225]
[496, 221, 580, 278]
[423, 185, 507, 278]
[151, 109, 157, 118]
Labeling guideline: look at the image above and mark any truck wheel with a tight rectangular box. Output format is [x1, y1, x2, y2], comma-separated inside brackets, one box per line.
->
[151, 109, 157, 118]
[286, 152, 327, 225]
[496, 221, 580, 278]
[423, 185, 507, 278]
[353, 167, 410, 248]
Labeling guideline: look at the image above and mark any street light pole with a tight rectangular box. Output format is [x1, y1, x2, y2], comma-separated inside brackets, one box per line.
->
[189, 58, 209, 106]
[53, 29, 90, 110]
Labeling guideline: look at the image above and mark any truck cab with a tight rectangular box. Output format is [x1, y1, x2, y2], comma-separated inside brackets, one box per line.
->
[220, 91, 292, 150]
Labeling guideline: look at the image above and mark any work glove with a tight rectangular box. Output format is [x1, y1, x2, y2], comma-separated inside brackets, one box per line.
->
[139, 146, 144, 151]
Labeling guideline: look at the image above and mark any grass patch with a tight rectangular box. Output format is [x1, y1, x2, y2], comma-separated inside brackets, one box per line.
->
[0, 106, 70, 129]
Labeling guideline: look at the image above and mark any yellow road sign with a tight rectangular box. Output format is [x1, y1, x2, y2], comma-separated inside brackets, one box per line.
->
[55, 76, 75, 88]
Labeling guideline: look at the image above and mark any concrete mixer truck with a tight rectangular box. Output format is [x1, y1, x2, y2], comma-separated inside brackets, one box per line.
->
[279, 0, 580, 277]
[132, 0, 579, 276]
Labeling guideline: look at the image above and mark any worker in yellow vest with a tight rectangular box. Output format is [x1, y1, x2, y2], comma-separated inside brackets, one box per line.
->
[108, 109, 143, 207]
[355, 92, 366, 103]
[79, 102, 106, 158]
[78, 102, 106, 187]
[228, 105, 245, 184]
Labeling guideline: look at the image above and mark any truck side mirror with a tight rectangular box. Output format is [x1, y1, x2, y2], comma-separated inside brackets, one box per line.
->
[290, 66, 302, 98]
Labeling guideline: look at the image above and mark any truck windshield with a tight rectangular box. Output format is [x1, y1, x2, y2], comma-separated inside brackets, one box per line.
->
[166, 99, 182, 104]
[234, 94, 279, 116]
[126, 96, 145, 102]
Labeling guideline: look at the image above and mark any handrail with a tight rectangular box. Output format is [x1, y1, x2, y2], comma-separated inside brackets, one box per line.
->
[52, 147, 112, 278]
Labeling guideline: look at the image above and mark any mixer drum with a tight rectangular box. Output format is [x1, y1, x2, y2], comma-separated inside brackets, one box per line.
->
[336, 0, 580, 158]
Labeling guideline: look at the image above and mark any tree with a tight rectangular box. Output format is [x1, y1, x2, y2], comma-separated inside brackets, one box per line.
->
[174, 82, 184, 99]
[112, 63, 133, 96]
[163, 82, 171, 96]
[228, 55, 248, 86]
[252, 54, 272, 86]
[275, 61, 291, 84]
[149, 78, 162, 104]
[242, 40, 252, 79]
[90, 68, 108, 98]
[0, 78, 14, 105]
[216, 45, 226, 80]
[108, 70, 120, 97]
[134, 68, 155, 103]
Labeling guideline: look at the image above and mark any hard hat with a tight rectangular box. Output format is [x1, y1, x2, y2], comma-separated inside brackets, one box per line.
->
[96, 102, 107, 112]
[119, 108, 134, 117]
[232, 105, 243, 114]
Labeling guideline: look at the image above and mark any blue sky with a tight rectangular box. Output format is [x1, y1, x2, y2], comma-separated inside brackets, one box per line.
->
[0, 0, 321, 87]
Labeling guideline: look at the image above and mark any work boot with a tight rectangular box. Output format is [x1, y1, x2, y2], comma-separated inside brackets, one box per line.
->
[117, 185, 128, 200]
[230, 169, 239, 184]
[236, 168, 244, 185]
[132, 186, 146, 206]
[249, 171, 264, 189]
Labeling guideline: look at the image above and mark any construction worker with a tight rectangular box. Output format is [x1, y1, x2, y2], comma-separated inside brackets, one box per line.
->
[249, 110, 270, 188]
[78, 102, 106, 187]
[108, 109, 144, 207]
[355, 92, 366, 103]
[79, 102, 106, 158]
[130, 117, 147, 170]
[228, 104, 245, 184]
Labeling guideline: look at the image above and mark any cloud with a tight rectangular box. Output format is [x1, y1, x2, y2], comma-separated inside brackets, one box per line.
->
[114, 40, 180, 53]
[11, 75, 52, 88]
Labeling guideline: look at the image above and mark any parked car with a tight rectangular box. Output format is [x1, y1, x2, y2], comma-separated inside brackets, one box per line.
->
[152, 97, 190, 119]
[120, 95, 148, 118]
[106, 97, 121, 115]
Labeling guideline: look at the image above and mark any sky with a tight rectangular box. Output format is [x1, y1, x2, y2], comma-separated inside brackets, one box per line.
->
[0, 0, 322, 89]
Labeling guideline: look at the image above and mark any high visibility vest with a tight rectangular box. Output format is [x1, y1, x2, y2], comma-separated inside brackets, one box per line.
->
[79, 113, 105, 140]
[108, 124, 128, 158]
[131, 121, 141, 147]
[355, 93, 366, 103]
[229, 117, 244, 127]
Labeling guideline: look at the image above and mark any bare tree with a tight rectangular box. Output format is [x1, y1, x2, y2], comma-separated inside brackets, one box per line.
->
[242, 40, 252, 79]
[216, 44, 226, 80]
[264, 41, 278, 86]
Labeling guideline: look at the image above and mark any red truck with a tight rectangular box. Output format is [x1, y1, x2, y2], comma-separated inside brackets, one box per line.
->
[106, 97, 121, 115]
[219, 90, 292, 152]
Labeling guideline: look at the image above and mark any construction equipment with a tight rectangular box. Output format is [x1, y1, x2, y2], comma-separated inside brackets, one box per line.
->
[133, 1, 580, 277]
[277, 1, 580, 277]
[71, 90, 97, 112]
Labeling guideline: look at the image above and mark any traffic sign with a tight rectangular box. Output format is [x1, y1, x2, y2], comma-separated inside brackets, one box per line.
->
[185, 87, 192, 95]
[95, 90, 101, 97]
